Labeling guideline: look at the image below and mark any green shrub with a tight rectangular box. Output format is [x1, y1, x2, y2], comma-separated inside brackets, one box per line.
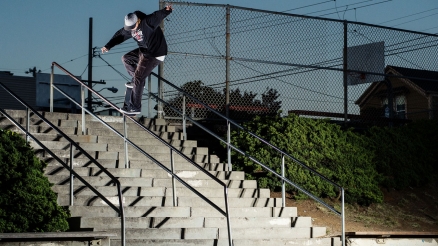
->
[229, 114, 383, 205]
[0, 129, 69, 232]
[365, 120, 438, 189]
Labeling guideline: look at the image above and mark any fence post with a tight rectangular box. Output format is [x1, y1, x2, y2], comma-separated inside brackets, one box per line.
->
[225, 5, 231, 119]
[227, 120, 232, 171]
[343, 21, 348, 124]
[182, 95, 187, 140]
[157, 0, 165, 119]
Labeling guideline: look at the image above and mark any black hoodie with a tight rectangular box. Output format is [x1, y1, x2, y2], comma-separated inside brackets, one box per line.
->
[104, 8, 172, 57]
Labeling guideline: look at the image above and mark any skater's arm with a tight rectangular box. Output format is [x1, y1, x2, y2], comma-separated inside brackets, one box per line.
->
[102, 28, 131, 53]
[145, 6, 172, 29]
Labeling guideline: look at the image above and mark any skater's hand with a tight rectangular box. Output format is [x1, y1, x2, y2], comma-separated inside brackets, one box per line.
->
[165, 5, 173, 11]
[101, 47, 109, 54]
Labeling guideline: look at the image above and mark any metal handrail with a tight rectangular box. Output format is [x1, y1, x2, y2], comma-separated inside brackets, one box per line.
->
[150, 71, 345, 245]
[50, 62, 233, 245]
[0, 81, 125, 244]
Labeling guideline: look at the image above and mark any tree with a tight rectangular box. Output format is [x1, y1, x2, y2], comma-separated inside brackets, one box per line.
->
[0, 129, 69, 232]
[164, 80, 282, 121]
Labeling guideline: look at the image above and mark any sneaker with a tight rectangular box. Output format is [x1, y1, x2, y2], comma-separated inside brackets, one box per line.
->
[125, 82, 133, 88]
[120, 106, 141, 116]
[125, 82, 145, 89]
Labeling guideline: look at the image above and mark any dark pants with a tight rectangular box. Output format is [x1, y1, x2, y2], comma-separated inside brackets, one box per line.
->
[122, 48, 161, 110]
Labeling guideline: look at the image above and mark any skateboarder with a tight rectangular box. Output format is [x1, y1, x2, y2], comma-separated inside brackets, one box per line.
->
[101, 5, 173, 116]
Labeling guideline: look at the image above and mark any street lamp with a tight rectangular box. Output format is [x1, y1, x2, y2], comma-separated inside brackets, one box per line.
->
[86, 87, 119, 112]
[96, 86, 118, 93]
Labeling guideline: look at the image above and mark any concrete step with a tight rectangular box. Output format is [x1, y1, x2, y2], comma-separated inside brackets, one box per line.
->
[48, 175, 256, 188]
[3, 124, 79, 135]
[229, 238, 341, 246]
[71, 216, 313, 229]
[76, 120, 176, 132]
[98, 135, 198, 147]
[42, 157, 230, 171]
[19, 133, 99, 143]
[1, 110, 161, 126]
[45, 167, 143, 177]
[57, 196, 281, 208]
[191, 206, 297, 218]
[78, 120, 177, 132]
[0, 121, 183, 140]
[177, 196, 283, 207]
[37, 149, 218, 163]
[48, 176, 153, 187]
[19, 132, 199, 147]
[129, 161, 229, 171]
[68, 206, 298, 218]
[110, 238, 340, 246]
[37, 118, 176, 132]
[87, 127, 184, 140]
[108, 144, 209, 155]
[100, 227, 325, 240]
[45, 167, 244, 180]
[52, 185, 270, 198]
[69, 205, 191, 218]
[29, 140, 208, 155]
[30, 140, 108, 152]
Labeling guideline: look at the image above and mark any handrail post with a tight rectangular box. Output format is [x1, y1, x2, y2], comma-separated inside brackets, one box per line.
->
[341, 188, 345, 246]
[81, 86, 86, 135]
[50, 65, 54, 112]
[69, 144, 74, 206]
[170, 149, 177, 206]
[223, 187, 233, 246]
[148, 75, 152, 118]
[117, 185, 126, 246]
[281, 154, 286, 207]
[227, 120, 232, 171]
[182, 95, 187, 140]
[123, 115, 129, 168]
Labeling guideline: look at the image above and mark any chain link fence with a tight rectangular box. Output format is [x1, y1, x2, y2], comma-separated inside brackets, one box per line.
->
[159, 1, 438, 126]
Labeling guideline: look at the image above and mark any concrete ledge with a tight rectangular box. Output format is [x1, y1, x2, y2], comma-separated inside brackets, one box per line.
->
[0, 231, 116, 241]
[345, 231, 438, 238]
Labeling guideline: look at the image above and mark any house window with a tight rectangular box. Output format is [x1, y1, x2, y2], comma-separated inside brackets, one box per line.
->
[382, 95, 406, 119]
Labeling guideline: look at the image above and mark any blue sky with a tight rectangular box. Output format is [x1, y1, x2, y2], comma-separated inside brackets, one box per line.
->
[1, 0, 437, 105]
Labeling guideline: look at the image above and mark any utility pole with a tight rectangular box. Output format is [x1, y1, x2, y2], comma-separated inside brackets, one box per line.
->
[88, 17, 93, 111]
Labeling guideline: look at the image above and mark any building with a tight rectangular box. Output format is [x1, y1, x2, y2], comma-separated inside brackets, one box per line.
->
[0, 71, 82, 113]
[0, 72, 36, 110]
[355, 65, 438, 121]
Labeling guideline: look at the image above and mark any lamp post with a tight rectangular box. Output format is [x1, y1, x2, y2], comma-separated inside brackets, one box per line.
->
[87, 87, 119, 112]
[96, 86, 118, 93]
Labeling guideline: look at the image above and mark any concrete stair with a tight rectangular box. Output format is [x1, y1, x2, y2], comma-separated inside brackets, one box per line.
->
[0, 109, 341, 246]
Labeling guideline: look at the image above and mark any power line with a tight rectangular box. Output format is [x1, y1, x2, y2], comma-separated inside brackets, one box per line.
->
[390, 12, 438, 28]
[40, 53, 89, 73]
[96, 55, 131, 82]
[378, 7, 438, 25]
